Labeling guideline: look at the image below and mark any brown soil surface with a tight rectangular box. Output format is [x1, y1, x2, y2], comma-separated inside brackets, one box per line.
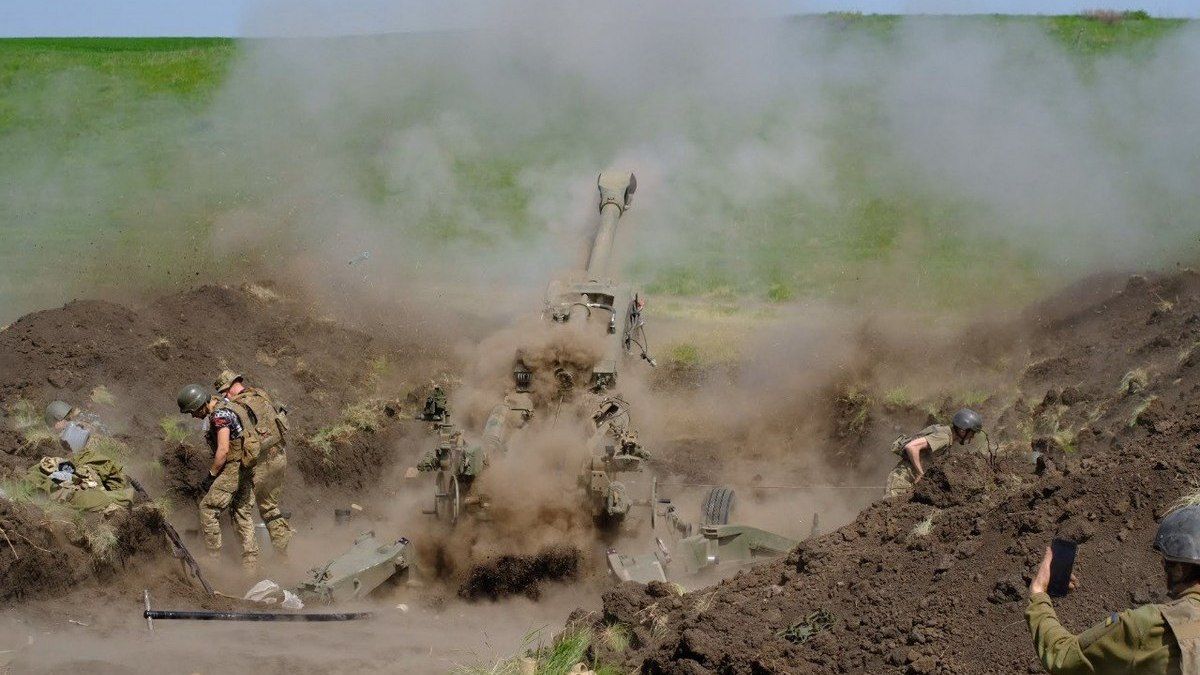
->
[0, 501, 169, 601]
[5, 269, 1200, 673]
[0, 283, 451, 602]
[573, 270, 1200, 674]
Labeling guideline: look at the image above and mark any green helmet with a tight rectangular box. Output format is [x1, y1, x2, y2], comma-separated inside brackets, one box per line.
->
[177, 384, 210, 414]
[44, 400, 74, 426]
[952, 408, 983, 432]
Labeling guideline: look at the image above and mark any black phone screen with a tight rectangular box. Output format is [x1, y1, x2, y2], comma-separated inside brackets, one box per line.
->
[1048, 539, 1078, 598]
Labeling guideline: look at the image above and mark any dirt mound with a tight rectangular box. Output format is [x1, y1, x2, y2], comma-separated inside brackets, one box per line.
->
[578, 271, 1200, 674]
[458, 545, 583, 601]
[0, 500, 168, 602]
[0, 282, 451, 604]
[294, 399, 415, 489]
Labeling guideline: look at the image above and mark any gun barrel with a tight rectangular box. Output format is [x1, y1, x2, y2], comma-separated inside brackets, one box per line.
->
[586, 171, 636, 279]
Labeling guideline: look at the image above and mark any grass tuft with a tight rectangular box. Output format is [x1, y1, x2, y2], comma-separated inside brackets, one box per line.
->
[10, 399, 56, 448]
[837, 386, 873, 436]
[1119, 368, 1149, 396]
[452, 627, 613, 675]
[0, 478, 36, 504]
[1174, 488, 1200, 510]
[90, 385, 116, 407]
[1129, 396, 1158, 428]
[911, 510, 939, 537]
[85, 522, 119, 563]
[883, 387, 913, 409]
[599, 624, 630, 654]
[308, 398, 394, 457]
[1052, 429, 1078, 454]
[666, 343, 701, 368]
[159, 416, 191, 445]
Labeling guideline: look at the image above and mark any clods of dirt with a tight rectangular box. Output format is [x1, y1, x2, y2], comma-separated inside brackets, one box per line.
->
[458, 545, 582, 601]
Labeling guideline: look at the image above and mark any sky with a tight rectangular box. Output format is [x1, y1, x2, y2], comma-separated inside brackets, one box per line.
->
[0, 0, 1196, 37]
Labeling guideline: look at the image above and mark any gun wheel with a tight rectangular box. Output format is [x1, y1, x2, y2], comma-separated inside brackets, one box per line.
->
[435, 471, 460, 524]
[701, 486, 735, 526]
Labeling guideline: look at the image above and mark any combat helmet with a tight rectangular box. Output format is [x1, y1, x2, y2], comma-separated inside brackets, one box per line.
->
[1155, 505, 1200, 565]
[177, 384, 210, 415]
[214, 369, 243, 394]
[44, 400, 75, 427]
[951, 408, 983, 432]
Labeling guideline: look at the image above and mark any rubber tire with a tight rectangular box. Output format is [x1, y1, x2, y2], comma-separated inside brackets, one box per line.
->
[436, 472, 460, 524]
[701, 486, 735, 525]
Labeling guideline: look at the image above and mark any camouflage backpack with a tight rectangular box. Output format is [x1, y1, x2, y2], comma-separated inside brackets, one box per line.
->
[222, 387, 288, 468]
[890, 424, 941, 457]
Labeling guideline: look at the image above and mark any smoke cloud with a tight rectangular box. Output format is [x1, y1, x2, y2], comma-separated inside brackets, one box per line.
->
[3, 5, 1199, 323]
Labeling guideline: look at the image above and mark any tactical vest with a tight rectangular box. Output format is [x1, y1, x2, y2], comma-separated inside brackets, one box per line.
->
[1160, 594, 1200, 674]
[891, 424, 942, 457]
[220, 387, 287, 468]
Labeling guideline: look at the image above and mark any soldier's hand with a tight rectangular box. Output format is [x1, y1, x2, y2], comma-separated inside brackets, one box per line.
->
[1030, 546, 1053, 595]
[200, 472, 217, 492]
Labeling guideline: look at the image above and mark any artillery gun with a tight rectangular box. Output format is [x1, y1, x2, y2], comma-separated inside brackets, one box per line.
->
[418, 171, 657, 529]
[417, 392, 533, 523]
[608, 486, 800, 584]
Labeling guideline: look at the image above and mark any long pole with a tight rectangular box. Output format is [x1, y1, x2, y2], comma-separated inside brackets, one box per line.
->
[144, 609, 372, 622]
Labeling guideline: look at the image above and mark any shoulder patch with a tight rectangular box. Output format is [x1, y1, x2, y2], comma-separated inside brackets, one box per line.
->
[1078, 612, 1125, 650]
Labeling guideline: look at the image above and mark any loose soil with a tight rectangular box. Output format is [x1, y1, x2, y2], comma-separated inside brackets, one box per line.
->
[0, 283, 452, 601]
[572, 271, 1200, 673]
[4, 270, 1200, 674]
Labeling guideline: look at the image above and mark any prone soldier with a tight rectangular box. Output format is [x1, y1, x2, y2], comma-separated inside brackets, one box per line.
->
[885, 408, 983, 498]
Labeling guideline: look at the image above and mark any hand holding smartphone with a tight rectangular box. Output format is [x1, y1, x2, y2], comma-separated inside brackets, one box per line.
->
[1048, 539, 1078, 598]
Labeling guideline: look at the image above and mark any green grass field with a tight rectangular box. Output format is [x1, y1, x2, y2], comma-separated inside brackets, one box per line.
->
[0, 13, 1195, 322]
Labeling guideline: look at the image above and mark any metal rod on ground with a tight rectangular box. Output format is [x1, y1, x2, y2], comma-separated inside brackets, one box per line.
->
[141, 588, 371, 625]
[655, 482, 884, 491]
[144, 609, 373, 622]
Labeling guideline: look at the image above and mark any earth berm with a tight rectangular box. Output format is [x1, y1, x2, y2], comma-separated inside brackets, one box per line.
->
[570, 271, 1200, 674]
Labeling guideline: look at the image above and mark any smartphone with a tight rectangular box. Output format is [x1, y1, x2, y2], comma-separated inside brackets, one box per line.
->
[1048, 539, 1078, 598]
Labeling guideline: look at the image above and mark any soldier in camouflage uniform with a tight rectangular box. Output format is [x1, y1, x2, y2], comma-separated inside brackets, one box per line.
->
[177, 384, 259, 568]
[884, 408, 983, 498]
[215, 370, 294, 554]
[1027, 505, 1200, 674]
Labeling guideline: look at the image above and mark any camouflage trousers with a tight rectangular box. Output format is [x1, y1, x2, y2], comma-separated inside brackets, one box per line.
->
[198, 460, 259, 565]
[885, 459, 917, 498]
[251, 449, 293, 553]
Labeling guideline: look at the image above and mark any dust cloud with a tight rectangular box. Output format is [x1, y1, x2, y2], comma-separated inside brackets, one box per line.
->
[5, 4, 1200, 322]
[4, 2, 1200, 670]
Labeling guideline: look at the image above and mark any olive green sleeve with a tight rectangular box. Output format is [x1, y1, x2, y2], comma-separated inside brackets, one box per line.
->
[1026, 592, 1141, 674]
[923, 428, 952, 453]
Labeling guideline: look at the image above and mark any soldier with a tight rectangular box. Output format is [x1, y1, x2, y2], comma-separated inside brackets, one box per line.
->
[214, 370, 294, 554]
[1027, 504, 1200, 673]
[177, 383, 259, 567]
[884, 408, 982, 497]
[44, 399, 109, 435]
[420, 383, 448, 422]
